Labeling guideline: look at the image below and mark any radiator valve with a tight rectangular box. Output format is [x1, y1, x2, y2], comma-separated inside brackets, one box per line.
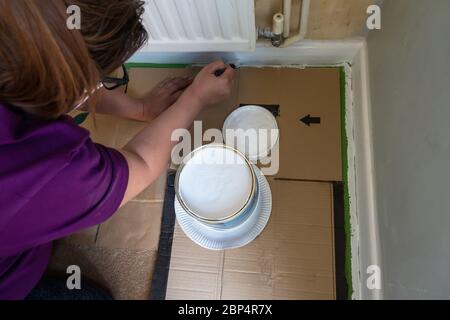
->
[257, 13, 284, 47]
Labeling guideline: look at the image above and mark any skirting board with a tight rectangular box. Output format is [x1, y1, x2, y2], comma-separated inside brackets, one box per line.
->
[129, 39, 382, 300]
[349, 41, 383, 300]
[129, 39, 363, 66]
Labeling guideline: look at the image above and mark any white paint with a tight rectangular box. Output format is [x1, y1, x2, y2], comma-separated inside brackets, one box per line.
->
[141, 0, 256, 52]
[350, 41, 383, 300]
[223, 106, 279, 161]
[129, 38, 380, 300]
[342, 62, 362, 300]
[178, 146, 253, 220]
[129, 39, 362, 66]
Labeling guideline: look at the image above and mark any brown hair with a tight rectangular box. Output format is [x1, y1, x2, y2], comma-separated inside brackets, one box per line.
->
[0, 0, 147, 119]
[69, 0, 148, 77]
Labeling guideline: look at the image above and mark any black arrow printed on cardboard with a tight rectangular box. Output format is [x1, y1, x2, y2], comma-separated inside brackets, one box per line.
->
[300, 114, 321, 127]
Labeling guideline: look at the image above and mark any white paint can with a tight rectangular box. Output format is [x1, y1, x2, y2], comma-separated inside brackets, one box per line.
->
[175, 144, 258, 229]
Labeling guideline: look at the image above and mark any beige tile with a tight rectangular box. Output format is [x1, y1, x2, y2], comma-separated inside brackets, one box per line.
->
[96, 202, 163, 251]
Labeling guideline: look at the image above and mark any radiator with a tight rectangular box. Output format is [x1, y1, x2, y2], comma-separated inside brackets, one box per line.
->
[141, 0, 256, 52]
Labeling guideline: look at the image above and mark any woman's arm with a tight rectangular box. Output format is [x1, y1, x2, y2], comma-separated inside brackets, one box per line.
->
[118, 61, 235, 206]
[93, 88, 142, 120]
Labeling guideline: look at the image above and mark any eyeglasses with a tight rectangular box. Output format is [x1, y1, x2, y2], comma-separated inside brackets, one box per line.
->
[72, 64, 129, 111]
[102, 64, 129, 93]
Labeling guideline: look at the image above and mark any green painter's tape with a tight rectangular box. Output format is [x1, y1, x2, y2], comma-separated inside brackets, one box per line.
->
[340, 66, 353, 299]
[74, 112, 89, 125]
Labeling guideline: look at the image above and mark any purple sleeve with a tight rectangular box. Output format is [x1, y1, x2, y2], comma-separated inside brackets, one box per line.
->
[0, 139, 129, 256]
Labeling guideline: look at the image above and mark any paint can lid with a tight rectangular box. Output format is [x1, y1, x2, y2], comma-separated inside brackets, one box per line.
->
[223, 105, 279, 161]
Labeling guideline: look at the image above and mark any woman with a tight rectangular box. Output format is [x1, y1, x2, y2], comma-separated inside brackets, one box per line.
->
[0, 0, 234, 300]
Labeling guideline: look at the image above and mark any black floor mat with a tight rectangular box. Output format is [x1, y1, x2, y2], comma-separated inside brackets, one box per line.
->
[149, 171, 177, 300]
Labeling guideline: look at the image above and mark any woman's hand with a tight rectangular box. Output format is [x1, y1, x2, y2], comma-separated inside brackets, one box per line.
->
[139, 77, 193, 121]
[95, 62, 233, 123]
[185, 61, 235, 108]
[140, 60, 235, 120]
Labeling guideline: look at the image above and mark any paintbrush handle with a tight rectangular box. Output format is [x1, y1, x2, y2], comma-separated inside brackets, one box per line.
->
[213, 64, 237, 77]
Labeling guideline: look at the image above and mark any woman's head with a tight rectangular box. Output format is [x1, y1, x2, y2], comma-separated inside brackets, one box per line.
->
[0, 0, 147, 119]
[69, 0, 148, 77]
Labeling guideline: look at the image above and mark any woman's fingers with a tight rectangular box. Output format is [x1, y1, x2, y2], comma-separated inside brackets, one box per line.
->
[222, 65, 235, 81]
[204, 60, 227, 74]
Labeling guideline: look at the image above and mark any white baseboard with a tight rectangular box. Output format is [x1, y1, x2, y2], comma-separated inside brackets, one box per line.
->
[349, 41, 383, 300]
[129, 39, 363, 66]
[129, 39, 382, 300]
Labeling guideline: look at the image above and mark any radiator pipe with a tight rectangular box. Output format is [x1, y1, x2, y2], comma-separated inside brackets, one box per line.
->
[283, 0, 292, 38]
[281, 0, 310, 47]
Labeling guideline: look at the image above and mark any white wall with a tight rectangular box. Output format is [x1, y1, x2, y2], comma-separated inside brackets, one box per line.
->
[367, 0, 450, 299]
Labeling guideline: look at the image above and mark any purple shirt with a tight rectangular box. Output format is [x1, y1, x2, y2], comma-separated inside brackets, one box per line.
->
[0, 104, 129, 300]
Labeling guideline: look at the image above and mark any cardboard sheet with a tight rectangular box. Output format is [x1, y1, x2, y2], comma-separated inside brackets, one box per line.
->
[166, 180, 336, 300]
[237, 67, 342, 181]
